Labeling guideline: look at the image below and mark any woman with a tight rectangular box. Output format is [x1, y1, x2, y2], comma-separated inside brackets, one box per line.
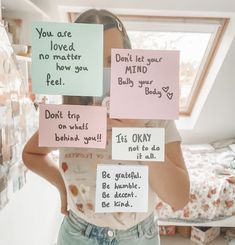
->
[23, 9, 190, 245]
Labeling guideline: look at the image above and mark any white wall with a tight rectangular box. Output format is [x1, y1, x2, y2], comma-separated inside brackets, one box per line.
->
[180, 37, 235, 143]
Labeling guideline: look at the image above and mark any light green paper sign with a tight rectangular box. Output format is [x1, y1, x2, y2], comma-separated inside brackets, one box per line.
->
[32, 22, 103, 96]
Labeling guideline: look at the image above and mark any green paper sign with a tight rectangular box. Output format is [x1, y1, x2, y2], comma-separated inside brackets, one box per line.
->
[32, 22, 103, 96]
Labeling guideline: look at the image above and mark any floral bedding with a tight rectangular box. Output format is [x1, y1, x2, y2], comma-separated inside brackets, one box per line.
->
[155, 145, 235, 222]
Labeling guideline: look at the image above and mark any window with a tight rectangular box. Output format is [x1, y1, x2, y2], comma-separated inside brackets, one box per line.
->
[68, 13, 228, 116]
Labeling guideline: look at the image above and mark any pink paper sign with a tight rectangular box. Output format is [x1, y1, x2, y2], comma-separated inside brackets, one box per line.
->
[110, 49, 179, 119]
[39, 104, 107, 148]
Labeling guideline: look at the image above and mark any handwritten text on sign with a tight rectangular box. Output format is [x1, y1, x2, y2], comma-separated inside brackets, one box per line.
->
[110, 49, 179, 119]
[32, 22, 103, 96]
[39, 104, 107, 148]
[112, 128, 165, 161]
[95, 164, 148, 213]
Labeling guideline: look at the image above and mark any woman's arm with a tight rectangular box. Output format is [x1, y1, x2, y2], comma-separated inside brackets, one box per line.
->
[147, 141, 190, 210]
[22, 130, 69, 215]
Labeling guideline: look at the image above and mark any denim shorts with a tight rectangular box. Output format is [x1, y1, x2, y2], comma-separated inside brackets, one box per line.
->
[57, 210, 161, 245]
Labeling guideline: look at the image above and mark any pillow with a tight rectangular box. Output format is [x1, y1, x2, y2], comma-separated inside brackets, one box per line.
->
[229, 144, 235, 153]
[186, 144, 215, 153]
[211, 138, 235, 149]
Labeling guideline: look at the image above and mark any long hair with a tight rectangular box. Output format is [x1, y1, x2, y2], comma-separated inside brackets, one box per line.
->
[63, 9, 131, 105]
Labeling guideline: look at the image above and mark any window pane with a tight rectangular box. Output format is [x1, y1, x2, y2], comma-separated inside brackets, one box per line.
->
[127, 31, 212, 110]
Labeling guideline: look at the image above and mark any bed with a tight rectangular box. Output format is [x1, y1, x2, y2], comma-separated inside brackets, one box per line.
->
[156, 141, 235, 227]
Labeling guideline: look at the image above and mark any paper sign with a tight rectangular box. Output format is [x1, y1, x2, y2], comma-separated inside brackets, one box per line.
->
[112, 127, 165, 161]
[32, 22, 103, 96]
[110, 49, 179, 119]
[39, 104, 107, 148]
[95, 164, 148, 213]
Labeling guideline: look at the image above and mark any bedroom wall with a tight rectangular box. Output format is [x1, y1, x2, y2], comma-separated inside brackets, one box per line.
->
[180, 37, 235, 144]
